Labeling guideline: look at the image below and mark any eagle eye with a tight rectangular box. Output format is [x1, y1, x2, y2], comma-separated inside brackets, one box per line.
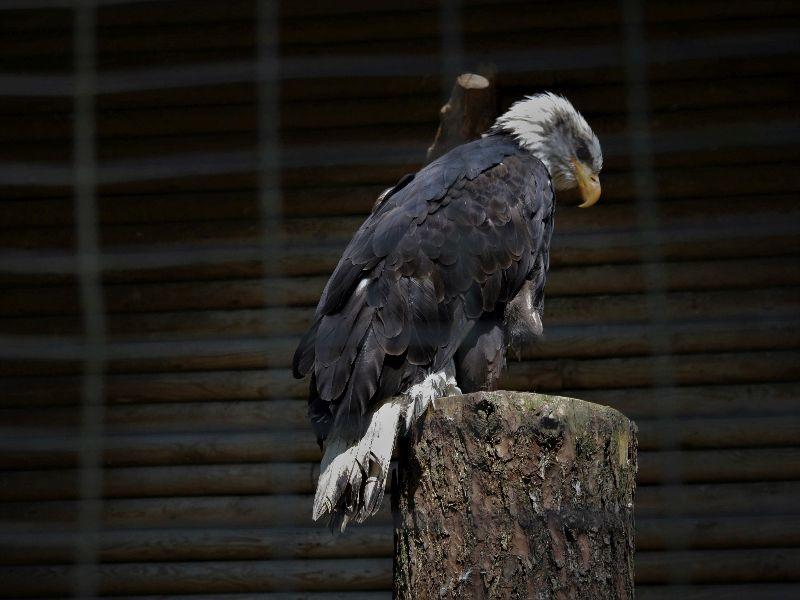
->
[575, 142, 592, 163]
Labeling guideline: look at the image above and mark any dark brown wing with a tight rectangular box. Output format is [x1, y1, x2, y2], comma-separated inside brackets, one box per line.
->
[455, 153, 555, 392]
[292, 134, 554, 441]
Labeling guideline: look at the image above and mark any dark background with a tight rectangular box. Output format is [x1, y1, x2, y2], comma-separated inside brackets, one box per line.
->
[0, 0, 798, 597]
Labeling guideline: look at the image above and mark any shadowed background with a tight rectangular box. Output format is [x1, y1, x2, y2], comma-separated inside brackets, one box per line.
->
[0, 0, 799, 598]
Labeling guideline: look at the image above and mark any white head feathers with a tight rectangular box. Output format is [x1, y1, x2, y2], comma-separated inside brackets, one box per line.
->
[490, 92, 603, 191]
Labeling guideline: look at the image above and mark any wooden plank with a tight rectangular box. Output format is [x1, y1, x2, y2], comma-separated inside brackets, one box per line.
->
[0, 277, 322, 316]
[110, 595, 392, 600]
[502, 350, 800, 391]
[100, 253, 800, 296]
[578, 382, 800, 419]
[0, 44, 797, 113]
[636, 481, 800, 517]
[2, 514, 796, 565]
[0, 97, 434, 142]
[1, 146, 796, 200]
[636, 515, 800, 551]
[75, 227, 800, 280]
[0, 338, 296, 377]
[635, 548, 800, 584]
[1, 446, 797, 500]
[0, 527, 392, 564]
[2, 383, 797, 436]
[3, 74, 796, 133]
[277, 0, 797, 21]
[0, 47, 781, 111]
[1, 73, 798, 140]
[1, 256, 797, 317]
[11, 589, 798, 600]
[0, 369, 307, 406]
[547, 256, 800, 297]
[0, 228, 797, 291]
[286, 1, 800, 46]
[0, 307, 313, 338]
[4, 2, 795, 65]
[544, 287, 800, 328]
[4, 0, 793, 32]
[0, 558, 393, 596]
[0, 399, 308, 434]
[1, 314, 797, 377]
[110, 594, 392, 600]
[1, 481, 795, 531]
[2, 67, 800, 159]
[636, 584, 800, 600]
[0, 190, 795, 234]
[1, 203, 796, 271]
[635, 415, 800, 450]
[0, 463, 320, 501]
[2, 103, 799, 163]
[2, 286, 795, 340]
[1, 350, 797, 407]
[523, 317, 800, 361]
[0, 185, 389, 227]
[1, 1, 251, 32]
[4, 212, 797, 275]
[0, 430, 321, 469]
[267, 160, 800, 201]
[0, 550, 798, 595]
[2, 413, 798, 469]
[0, 494, 392, 530]
[637, 447, 800, 484]
[4, 57, 798, 118]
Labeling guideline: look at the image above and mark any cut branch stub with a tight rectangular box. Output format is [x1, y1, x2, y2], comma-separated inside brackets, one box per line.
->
[426, 73, 496, 163]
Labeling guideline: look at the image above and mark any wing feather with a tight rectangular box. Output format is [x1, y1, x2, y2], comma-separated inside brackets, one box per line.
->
[293, 134, 555, 439]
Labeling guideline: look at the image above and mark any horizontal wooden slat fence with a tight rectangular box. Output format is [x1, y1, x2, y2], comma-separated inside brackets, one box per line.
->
[0, 0, 798, 597]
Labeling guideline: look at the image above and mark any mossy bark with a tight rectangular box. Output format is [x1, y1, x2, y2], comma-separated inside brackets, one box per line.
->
[394, 391, 637, 599]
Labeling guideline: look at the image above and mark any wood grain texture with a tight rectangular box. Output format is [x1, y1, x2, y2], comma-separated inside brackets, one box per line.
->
[1, 255, 798, 318]
[3, 286, 796, 338]
[0, 495, 392, 530]
[0, 559, 393, 596]
[0, 527, 393, 564]
[1, 349, 798, 408]
[1, 414, 798, 470]
[2, 515, 798, 566]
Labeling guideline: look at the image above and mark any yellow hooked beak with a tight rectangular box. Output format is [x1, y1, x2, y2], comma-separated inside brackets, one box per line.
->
[571, 158, 601, 208]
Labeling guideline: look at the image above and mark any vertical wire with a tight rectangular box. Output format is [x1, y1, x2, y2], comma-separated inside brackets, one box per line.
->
[256, 0, 284, 530]
[256, 0, 282, 280]
[620, 0, 686, 580]
[73, 0, 105, 597]
[439, 0, 464, 101]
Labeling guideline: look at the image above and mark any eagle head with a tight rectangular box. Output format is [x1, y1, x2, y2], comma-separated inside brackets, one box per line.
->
[491, 92, 603, 207]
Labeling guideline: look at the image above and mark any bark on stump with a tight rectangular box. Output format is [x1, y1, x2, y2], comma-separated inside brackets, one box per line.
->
[394, 391, 637, 599]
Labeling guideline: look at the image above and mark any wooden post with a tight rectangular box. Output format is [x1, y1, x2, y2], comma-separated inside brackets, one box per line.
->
[394, 391, 637, 599]
[426, 73, 496, 162]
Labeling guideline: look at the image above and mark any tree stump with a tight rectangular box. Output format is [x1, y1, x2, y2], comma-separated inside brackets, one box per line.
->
[394, 391, 637, 599]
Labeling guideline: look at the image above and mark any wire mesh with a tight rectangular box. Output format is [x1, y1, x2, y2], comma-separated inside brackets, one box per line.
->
[72, 1, 105, 597]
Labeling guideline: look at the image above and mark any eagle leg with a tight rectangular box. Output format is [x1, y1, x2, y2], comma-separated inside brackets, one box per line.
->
[313, 362, 460, 532]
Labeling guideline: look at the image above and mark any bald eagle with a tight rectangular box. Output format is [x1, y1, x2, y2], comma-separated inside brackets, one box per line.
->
[292, 93, 602, 530]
